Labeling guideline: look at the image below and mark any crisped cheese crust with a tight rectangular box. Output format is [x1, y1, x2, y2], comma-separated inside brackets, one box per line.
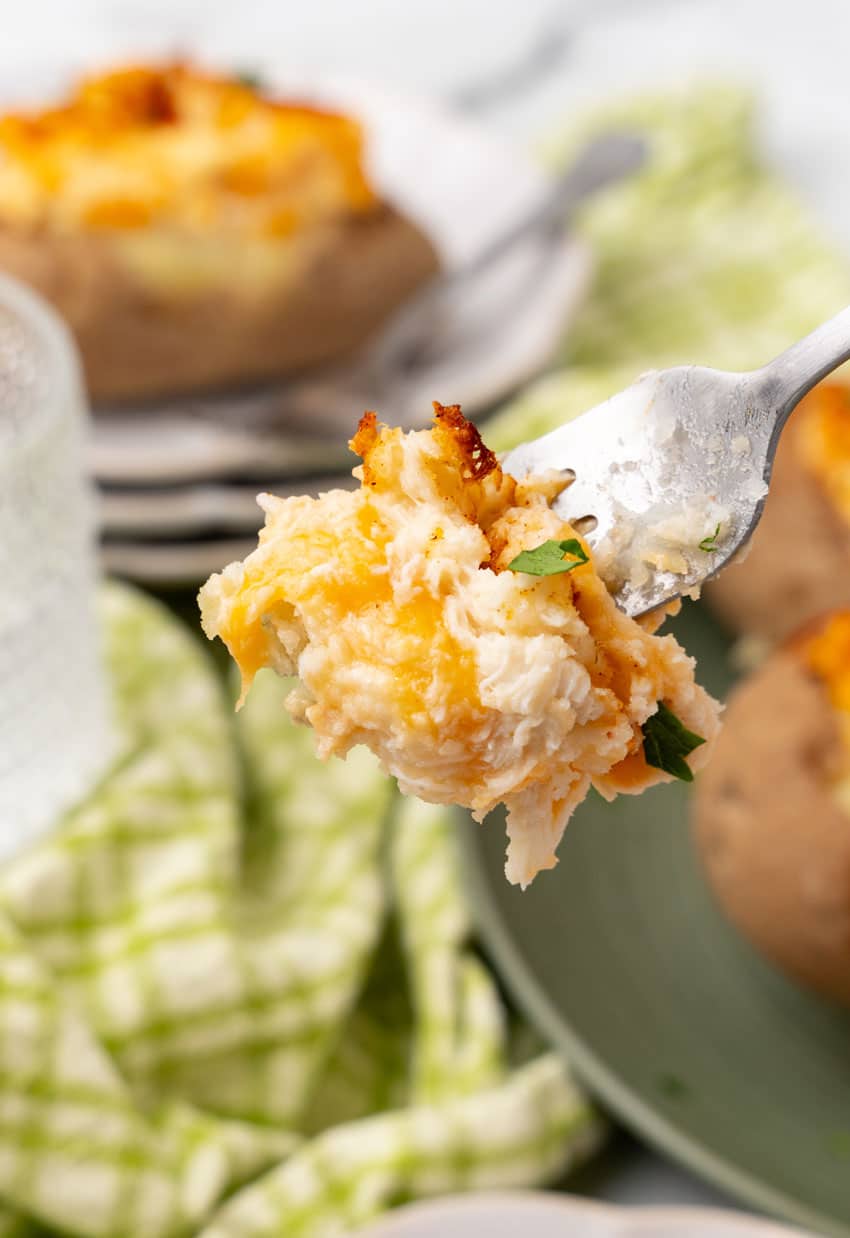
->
[199, 404, 721, 886]
[0, 63, 375, 236]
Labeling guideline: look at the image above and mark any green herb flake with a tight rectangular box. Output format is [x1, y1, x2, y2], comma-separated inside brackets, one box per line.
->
[699, 523, 721, 553]
[507, 538, 589, 578]
[657, 1073, 689, 1100]
[641, 702, 706, 783]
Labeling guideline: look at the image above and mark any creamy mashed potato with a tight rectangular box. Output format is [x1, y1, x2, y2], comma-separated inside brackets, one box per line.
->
[200, 405, 720, 886]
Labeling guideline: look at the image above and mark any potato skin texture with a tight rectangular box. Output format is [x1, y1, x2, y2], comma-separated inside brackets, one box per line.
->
[0, 205, 439, 403]
[693, 638, 850, 1007]
[705, 394, 850, 643]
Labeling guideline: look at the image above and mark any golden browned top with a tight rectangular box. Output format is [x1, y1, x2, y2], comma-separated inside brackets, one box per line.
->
[0, 63, 377, 235]
[350, 410, 381, 460]
[351, 402, 520, 540]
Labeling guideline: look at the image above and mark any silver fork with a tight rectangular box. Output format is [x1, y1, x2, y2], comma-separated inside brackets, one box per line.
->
[502, 307, 850, 617]
[366, 131, 646, 378]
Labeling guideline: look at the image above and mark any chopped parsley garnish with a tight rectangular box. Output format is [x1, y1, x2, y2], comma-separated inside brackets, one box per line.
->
[507, 538, 589, 577]
[699, 524, 721, 553]
[641, 702, 706, 783]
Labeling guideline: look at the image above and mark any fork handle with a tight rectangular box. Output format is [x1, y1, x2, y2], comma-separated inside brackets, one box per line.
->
[754, 303, 850, 441]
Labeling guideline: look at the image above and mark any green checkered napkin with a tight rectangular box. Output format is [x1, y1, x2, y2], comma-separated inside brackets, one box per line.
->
[0, 85, 848, 1238]
[0, 582, 599, 1238]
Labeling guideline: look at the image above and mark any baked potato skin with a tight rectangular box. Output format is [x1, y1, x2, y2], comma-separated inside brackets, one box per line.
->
[0, 204, 439, 402]
[704, 396, 850, 642]
[693, 639, 850, 1007]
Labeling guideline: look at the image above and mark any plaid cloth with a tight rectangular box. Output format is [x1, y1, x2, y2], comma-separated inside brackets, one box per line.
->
[0, 583, 600, 1238]
[1, 85, 848, 1237]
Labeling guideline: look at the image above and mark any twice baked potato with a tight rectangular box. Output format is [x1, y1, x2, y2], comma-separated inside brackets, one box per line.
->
[693, 610, 850, 1007]
[0, 64, 439, 402]
[705, 383, 850, 642]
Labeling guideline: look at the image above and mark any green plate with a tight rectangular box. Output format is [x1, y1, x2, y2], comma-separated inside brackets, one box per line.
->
[461, 600, 850, 1237]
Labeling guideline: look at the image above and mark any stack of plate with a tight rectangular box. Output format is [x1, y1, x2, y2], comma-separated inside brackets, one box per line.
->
[94, 384, 360, 585]
[90, 78, 592, 587]
[357, 1192, 806, 1238]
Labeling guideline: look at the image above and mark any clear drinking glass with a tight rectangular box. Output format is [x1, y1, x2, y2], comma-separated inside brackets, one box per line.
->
[0, 273, 112, 858]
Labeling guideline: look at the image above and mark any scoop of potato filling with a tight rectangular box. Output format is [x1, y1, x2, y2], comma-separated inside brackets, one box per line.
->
[199, 404, 720, 885]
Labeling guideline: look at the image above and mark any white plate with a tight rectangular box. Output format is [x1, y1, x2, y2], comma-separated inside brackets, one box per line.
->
[355, 1192, 810, 1238]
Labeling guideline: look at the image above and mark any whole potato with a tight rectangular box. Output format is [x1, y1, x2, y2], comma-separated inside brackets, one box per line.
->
[693, 612, 850, 1007]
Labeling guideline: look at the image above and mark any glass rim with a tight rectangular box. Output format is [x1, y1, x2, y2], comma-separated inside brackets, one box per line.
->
[0, 270, 83, 451]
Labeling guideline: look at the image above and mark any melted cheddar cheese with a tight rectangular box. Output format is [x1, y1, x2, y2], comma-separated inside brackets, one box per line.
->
[796, 383, 850, 525]
[199, 405, 721, 886]
[0, 63, 377, 237]
[804, 612, 850, 782]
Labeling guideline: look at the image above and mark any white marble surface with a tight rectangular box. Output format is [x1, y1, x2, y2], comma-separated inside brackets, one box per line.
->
[2, 0, 845, 1218]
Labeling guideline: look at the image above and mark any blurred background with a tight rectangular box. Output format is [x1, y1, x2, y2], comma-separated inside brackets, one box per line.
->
[7, 0, 850, 225]
[7, 0, 850, 585]
[2, 3, 850, 1237]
